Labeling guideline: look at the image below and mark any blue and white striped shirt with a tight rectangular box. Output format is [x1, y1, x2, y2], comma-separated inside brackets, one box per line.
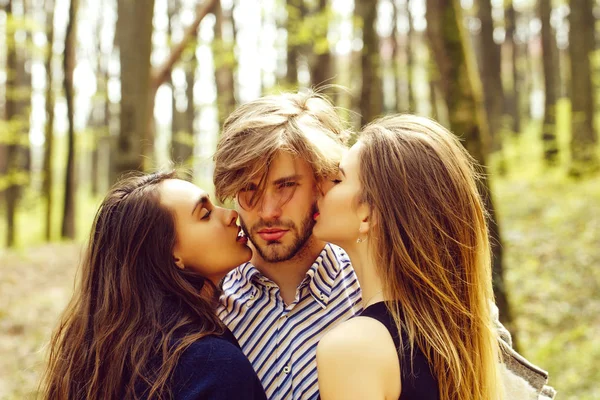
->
[218, 243, 362, 399]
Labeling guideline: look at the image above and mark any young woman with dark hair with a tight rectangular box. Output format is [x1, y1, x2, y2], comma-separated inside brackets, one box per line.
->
[42, 171, 267, 400]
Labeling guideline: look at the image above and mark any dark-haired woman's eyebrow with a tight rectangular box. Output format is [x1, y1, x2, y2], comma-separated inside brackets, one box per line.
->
[191, 195, 210, 216]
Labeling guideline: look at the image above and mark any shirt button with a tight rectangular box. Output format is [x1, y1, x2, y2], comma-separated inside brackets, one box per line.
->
[319, 293, 325, 300]
[246, 302, 252, 307]
[249, 294, 255, 300]
[283, 365, 291, 374]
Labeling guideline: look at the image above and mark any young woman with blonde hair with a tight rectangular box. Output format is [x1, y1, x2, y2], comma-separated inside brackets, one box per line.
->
[314, 115, 502, 400]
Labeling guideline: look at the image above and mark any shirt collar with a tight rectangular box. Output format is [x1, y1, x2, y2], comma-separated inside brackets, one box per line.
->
[239, 243, 348, 308]
[303, 244, 346, 307]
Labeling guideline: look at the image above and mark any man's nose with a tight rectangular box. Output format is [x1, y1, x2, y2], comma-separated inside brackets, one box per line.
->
[258, 192, 282, 220]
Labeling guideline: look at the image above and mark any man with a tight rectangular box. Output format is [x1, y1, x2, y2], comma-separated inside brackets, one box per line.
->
[214, 90, 555, 400]
[214, 91, 360, 400]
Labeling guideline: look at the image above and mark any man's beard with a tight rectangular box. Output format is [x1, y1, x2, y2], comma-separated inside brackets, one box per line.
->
[240, 203, 317, 263]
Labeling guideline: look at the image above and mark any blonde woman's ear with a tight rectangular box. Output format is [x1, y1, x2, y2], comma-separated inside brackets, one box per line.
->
[358, 219, 370, 235]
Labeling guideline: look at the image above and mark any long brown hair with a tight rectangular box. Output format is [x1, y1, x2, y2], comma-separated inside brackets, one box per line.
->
[41, 171, 224, 400]
[358, 115, 501, 400]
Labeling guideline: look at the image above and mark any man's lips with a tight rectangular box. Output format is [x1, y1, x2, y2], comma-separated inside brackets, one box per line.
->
[313, 212, 320, 219]
[257, 229, 288, 241]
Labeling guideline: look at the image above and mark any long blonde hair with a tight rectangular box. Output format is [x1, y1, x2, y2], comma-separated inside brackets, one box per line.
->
[358, 115, 501, 400]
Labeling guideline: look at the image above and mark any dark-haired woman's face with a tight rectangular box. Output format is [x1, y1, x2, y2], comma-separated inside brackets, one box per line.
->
[159, 179, 252, 283]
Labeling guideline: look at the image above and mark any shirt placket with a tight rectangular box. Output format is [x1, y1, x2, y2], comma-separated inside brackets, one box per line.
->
[275, 282, 308, 397]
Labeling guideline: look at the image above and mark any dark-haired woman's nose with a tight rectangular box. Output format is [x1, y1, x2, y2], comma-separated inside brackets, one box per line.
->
[226, 208, 238, 226]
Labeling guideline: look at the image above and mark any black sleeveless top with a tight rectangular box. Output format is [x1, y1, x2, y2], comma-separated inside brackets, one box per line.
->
[361, 301, 440, 400]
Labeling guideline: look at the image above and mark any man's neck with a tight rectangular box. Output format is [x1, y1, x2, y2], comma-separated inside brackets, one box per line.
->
[251, 237, 326, 305]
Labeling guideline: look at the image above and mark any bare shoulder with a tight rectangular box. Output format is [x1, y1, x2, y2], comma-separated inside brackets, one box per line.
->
[317, 317, 401, 400]
[319, 316, 395, 355]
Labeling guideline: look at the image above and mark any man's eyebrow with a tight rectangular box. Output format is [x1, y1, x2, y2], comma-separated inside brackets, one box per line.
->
[272, 174, 303, 185]
[191, 194, 210, 215]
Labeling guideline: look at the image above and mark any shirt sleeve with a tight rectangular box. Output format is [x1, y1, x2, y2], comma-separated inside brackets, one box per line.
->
[171, 337, 267, 400]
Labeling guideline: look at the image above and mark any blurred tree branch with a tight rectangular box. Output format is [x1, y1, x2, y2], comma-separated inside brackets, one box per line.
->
[150, 0, 217, 91]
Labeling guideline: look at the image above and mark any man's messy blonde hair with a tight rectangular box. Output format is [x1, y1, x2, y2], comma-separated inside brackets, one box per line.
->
[213, 90, 349, 203]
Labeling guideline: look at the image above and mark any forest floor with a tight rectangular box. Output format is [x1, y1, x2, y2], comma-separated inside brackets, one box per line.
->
[1, 145, 599, 399]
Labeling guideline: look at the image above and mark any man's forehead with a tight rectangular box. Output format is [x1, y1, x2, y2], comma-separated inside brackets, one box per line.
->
[249, 153, 311, 183]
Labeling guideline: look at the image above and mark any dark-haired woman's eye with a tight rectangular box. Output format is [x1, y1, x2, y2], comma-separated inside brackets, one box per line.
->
[201, 210, 212, 220]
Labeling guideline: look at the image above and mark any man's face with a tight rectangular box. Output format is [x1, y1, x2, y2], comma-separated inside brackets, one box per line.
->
[237, 151, 318, 263]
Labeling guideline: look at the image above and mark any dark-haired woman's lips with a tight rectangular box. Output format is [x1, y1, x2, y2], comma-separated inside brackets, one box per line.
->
[236, 227, 248, 244]
[258, 230, 288, 241]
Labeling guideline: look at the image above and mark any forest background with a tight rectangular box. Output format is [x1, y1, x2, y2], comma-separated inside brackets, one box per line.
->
[0, 0, 598, 398]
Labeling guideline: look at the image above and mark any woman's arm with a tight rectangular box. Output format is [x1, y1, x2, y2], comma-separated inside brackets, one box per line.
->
[171, 337, 267, 400]
[316, 317, 401, 400]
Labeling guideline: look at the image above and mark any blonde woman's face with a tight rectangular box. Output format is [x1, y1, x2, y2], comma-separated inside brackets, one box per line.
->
[313, 142, 369, 248]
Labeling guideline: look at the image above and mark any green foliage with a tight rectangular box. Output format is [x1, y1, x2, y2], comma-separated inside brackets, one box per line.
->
[0, 119, 31, 145]
[172, 130, 195, 148]
[287, 6, 332, 52]
[0, 183, 101, 248]
[490, 99, 600, 399]
[494, 171, 600, 400]
[5, 14, 43, 34]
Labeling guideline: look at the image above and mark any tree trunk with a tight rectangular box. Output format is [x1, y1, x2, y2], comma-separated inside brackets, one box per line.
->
[568, 0, 598, 176]
[286, 0, 302, 88]
[406, 0, 416, 112]
[89, 3, 107, 197]
[171, 58, 196, 167]
[4, 0, 19, 247]
[476, 0, 505, 148]
[309, 0, 333, 90]
[504, 0, 520, 134]
[390, 0, 400, 111]
[61, 0, 78, 239]
[539, 0, 559, 164]
[0, 145, 5, 207]
[213, 0, 236, 130]
[144, 0, 215, 169]
[14, 0, 32, 176]
[168, 4, 185, 166]
[429, 76, 439, 120]
[425, 0, 514, 333]
[113, 0, 155, 183]
[42, 0, 56, 241]
[357, 0, 383, 126]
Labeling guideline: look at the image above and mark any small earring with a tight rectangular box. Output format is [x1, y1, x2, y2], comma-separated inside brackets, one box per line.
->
[356, 230, 366, 243]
